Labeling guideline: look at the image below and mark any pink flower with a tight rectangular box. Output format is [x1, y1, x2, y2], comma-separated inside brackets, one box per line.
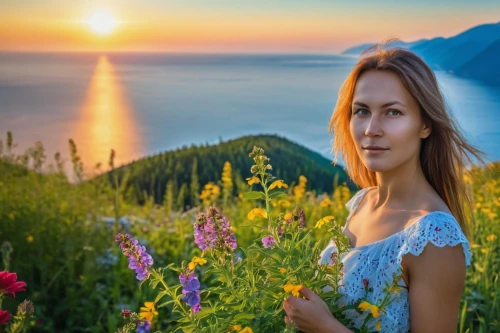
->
[0, 309, 11, 325]
[262, 236, 276, 249]
[0, 271, 26, 298]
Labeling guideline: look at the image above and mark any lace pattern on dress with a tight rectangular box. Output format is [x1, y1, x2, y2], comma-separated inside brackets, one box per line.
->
[318, 186, 472, 332]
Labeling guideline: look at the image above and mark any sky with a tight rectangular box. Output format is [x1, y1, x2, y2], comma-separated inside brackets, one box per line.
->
[1, 0, 499, 54]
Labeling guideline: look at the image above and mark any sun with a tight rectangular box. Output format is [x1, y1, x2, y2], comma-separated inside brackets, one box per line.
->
[87, 10, 117, 36]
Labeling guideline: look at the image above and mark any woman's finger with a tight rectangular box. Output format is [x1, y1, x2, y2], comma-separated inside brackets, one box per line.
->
[284, 315, 291, 326]
[283, 299, 292, 314]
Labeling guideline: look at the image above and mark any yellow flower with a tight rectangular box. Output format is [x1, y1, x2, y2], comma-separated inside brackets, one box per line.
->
[315, 216, 335, 229]
[320, 198, 332, 208]
[278, 199, 292, 208]
[269, 180, 288, 190]
[487, 234, 497, 242]
[238, 328, 253, 333]
[283, 283, 303, 297]
[376, 321, 381, 331]
[139, 302, 158, 322]
[228, 325, 242, 331]
[358, 301, 380, 318]
[212, 185, 221, 195]
[247, 208, 268, 220]
[279, 268, 287, 274]
[358, 301, 371, 311]
[481, 248, 488, 254]
[246, 176, 260, 185]
[284, 212, 293, 220]
[26, 235, 34, 243]
[188, 256, 207, 270]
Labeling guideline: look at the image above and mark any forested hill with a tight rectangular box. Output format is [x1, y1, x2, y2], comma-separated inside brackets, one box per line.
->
[106, 134, 352, 208]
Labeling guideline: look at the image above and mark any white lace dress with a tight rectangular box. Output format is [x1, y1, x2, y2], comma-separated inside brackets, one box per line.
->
[318, 186, 472, 332]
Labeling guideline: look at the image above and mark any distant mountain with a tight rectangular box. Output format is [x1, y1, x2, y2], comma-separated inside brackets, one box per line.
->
[411, 22, 500, 71]
[103, 134, 352, 207]
[341, 39, 430, 56]
[455, 39, 500, 85]
[341, 21, 500, 85]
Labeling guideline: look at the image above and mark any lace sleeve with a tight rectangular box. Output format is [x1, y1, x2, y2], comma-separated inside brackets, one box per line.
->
[399, 212, 472, 266]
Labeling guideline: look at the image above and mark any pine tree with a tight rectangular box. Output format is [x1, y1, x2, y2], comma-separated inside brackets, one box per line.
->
[163, 180, 173, 216]
[190, 157, 200, 208]
[177, 183, 188, 211]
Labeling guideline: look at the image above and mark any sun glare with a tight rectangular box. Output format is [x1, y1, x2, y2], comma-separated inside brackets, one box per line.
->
[87, 10, 117, 35]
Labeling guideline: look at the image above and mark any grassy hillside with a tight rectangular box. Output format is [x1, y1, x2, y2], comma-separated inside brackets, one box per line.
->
[103, 134, 352, 207]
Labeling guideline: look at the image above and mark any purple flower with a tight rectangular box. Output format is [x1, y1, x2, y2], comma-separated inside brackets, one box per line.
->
[182, 289, 201, 307]
[179, 271, 202, 312]
[262, 235, 276, 249]
[136, 320, 151, 333]
[194, 206, 237, 252]
[115, 233, 153, 281]
[299, 210, 305, 229]
[192, 303, 201, 313]
[179, 272, 201, 291]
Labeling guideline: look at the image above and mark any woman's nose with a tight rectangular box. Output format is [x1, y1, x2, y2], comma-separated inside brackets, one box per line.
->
[364, 116, 383, 137]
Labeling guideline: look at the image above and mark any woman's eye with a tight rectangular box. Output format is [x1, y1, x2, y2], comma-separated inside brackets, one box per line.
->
[353, 109, 369, 115]
[388, 109, 402, 116]
[353, 109, 402, 116]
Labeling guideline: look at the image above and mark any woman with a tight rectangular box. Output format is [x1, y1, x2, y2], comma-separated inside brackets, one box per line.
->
[282, 39, 488, 332]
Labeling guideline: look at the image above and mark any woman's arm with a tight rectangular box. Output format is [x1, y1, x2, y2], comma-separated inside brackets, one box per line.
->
[283, 286, 355, 333]
[406, 242, 467, 333]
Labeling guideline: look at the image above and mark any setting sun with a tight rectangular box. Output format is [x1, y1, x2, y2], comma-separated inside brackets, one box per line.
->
[87, 10, 117, 36]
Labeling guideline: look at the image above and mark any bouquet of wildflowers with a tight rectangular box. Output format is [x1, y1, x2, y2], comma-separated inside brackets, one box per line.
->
[115, 147, 401, 333]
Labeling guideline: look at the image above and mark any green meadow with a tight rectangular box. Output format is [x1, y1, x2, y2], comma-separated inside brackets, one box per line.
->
[0, 133, 498, 332]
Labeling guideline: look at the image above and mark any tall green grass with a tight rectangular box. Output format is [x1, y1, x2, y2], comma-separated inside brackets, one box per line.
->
[0, 135, 498, 332]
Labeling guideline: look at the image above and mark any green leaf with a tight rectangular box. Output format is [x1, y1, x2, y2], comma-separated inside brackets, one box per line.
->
[243, 191, 266, 200]
[178, 324, 196, 333]
[234, 313, 256, 321]
[269, 191, 287, 199]
[157, 299, 175, 308]
[154, 290, 170, 303]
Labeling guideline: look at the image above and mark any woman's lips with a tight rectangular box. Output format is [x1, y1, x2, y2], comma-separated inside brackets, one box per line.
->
[364, 148, 389, 154]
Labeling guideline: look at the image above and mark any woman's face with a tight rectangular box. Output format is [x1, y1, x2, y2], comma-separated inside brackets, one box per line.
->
[349, 69, 431, 172]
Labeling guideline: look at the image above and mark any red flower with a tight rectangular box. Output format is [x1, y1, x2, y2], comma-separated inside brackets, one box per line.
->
[0, 310, 11, 325]
[363, 278, 369, 289]
[0, 271, 26, 298]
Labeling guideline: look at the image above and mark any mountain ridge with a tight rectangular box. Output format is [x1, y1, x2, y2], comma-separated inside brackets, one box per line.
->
[340, 21, 500, 85]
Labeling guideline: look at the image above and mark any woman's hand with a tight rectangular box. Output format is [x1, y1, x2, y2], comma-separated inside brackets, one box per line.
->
[282, 286, 338, 333]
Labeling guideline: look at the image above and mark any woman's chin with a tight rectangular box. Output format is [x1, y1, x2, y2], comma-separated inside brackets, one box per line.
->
[363, 161, 391, 173]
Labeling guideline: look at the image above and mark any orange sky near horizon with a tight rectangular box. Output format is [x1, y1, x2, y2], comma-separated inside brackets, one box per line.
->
[1, 1, 499, 53]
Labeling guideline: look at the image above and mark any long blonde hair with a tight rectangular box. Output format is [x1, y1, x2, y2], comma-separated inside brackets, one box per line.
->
[329, 38, 490, 238]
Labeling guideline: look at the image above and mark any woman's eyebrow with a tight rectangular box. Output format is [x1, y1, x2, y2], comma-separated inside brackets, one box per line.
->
[352, 101, 407, 108]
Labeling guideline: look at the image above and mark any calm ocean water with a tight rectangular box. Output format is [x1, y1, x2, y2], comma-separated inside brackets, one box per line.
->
[0, 52, 498, 175]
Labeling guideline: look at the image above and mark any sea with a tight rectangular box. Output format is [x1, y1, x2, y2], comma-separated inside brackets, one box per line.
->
[0, 52, 498, 177]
